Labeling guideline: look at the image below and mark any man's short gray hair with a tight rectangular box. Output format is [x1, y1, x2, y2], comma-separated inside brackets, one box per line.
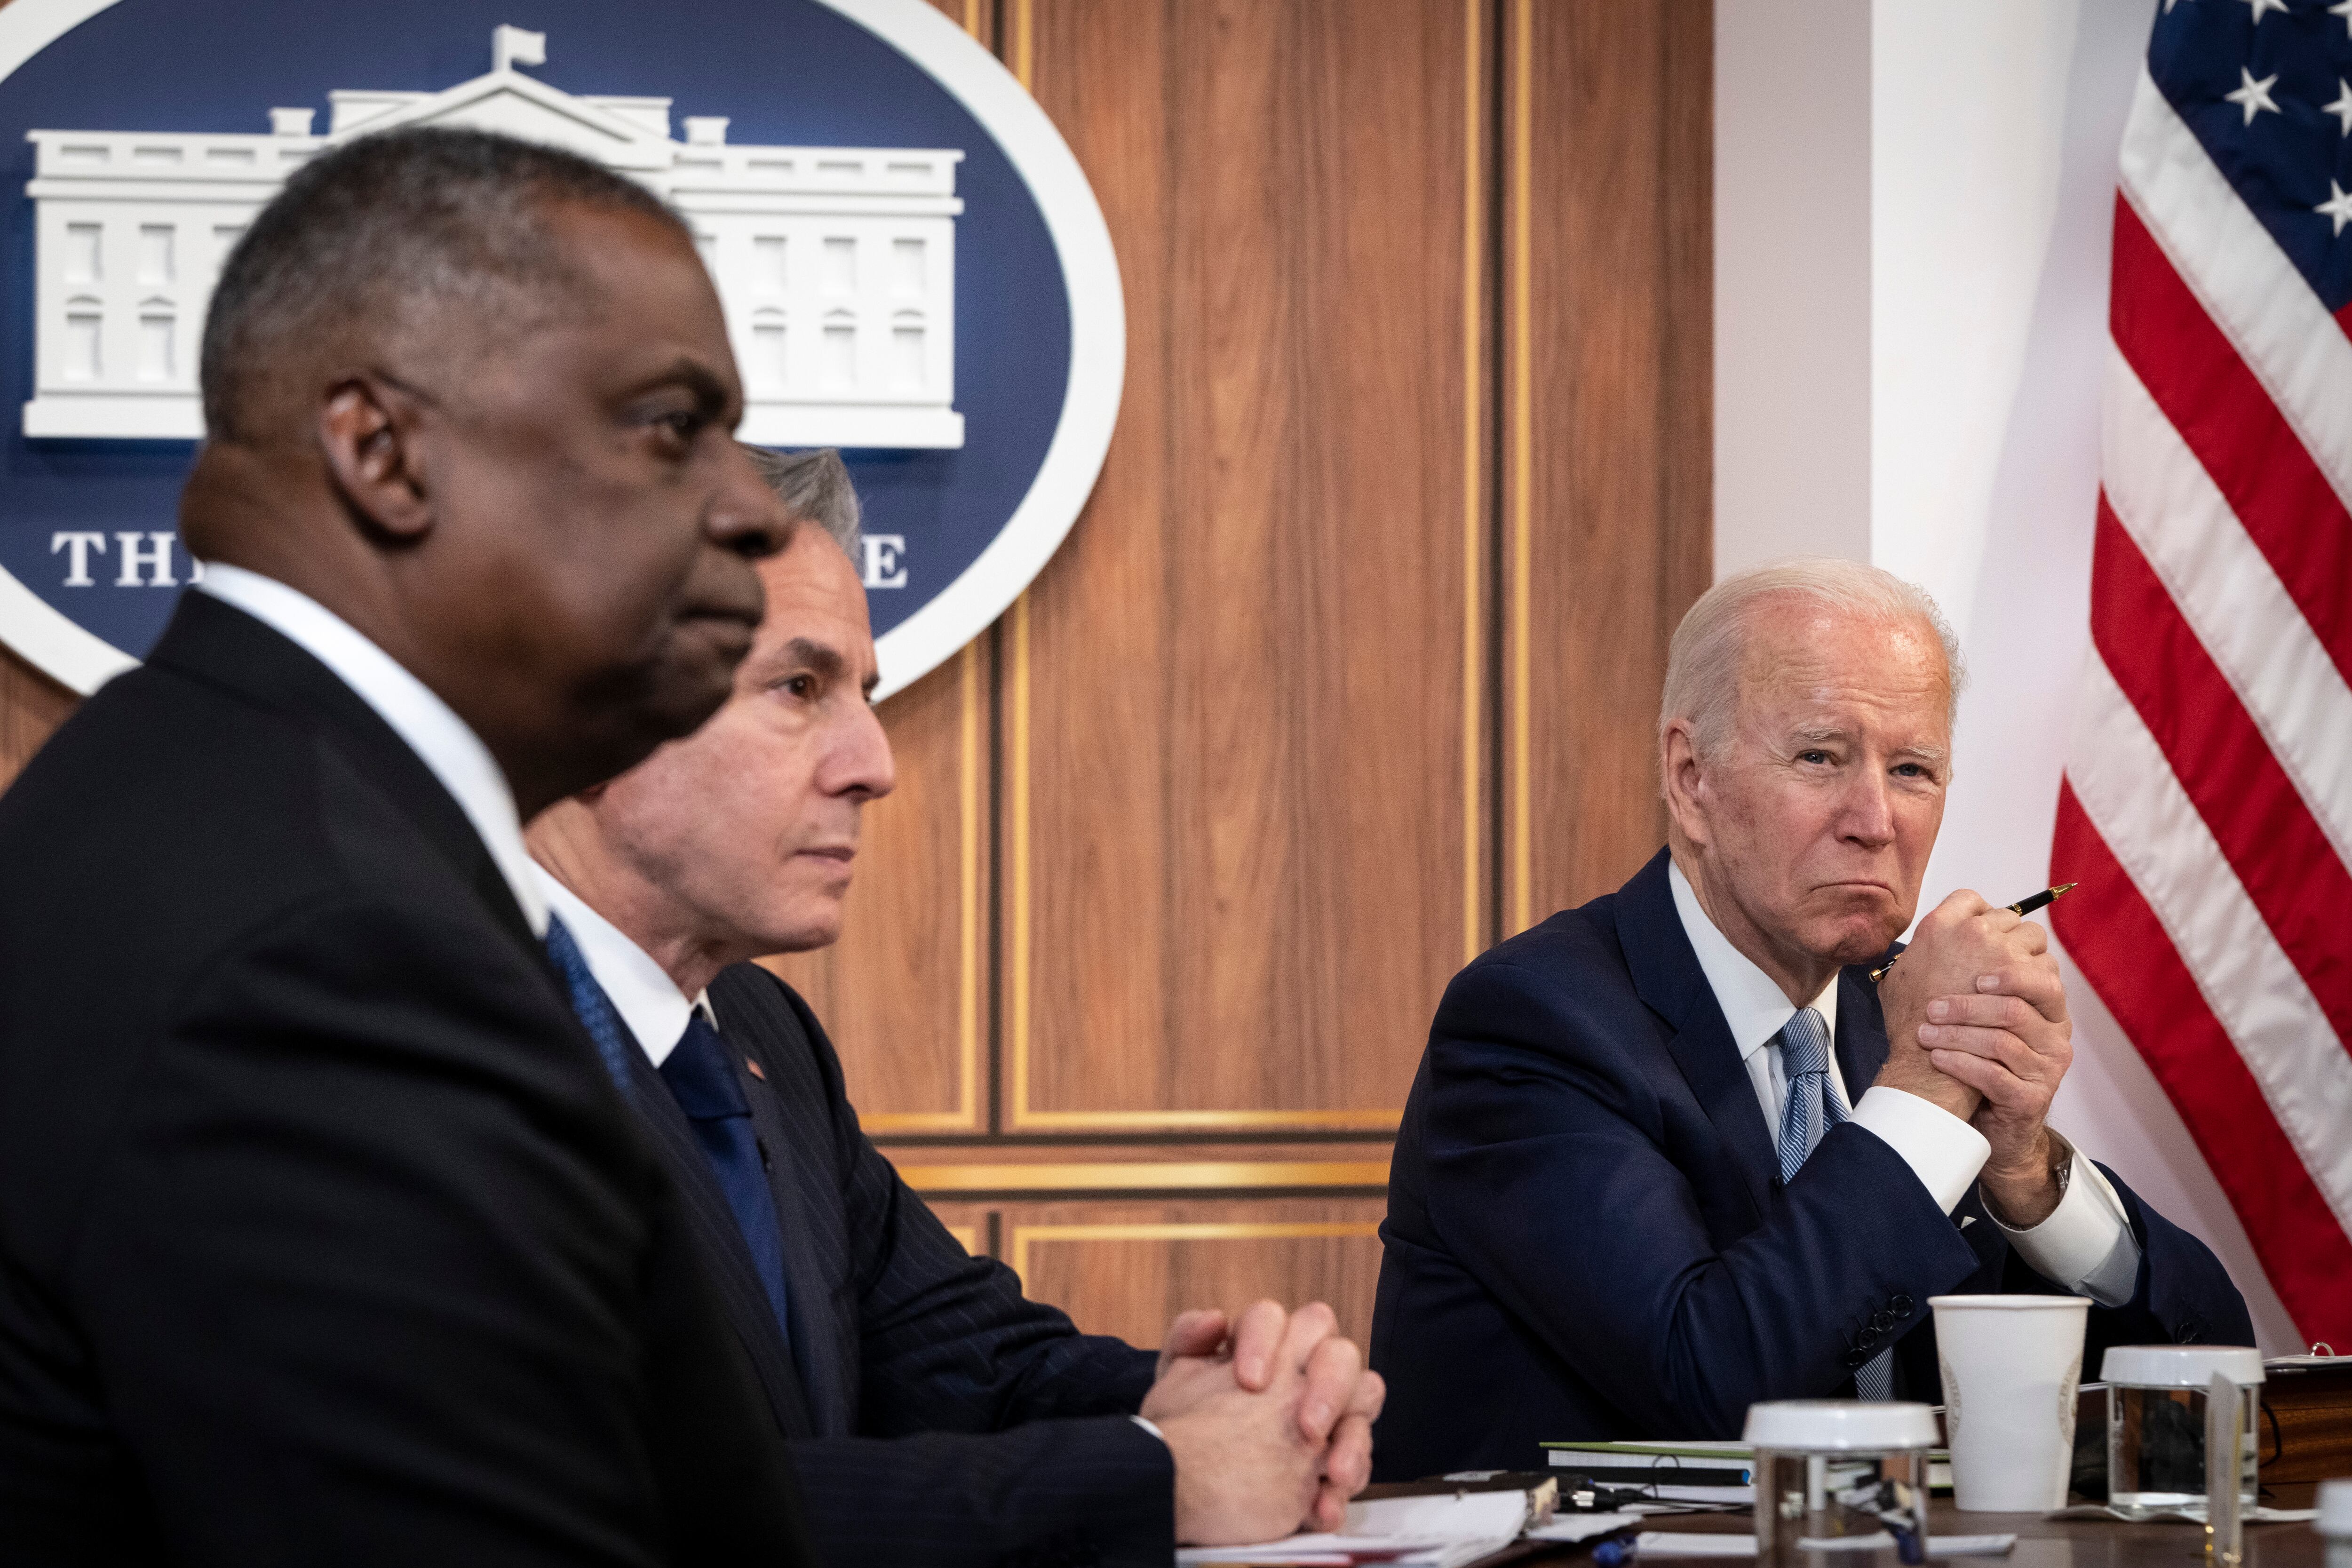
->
[1659, 557, 1966, 761]
[743, 446, 860, 559]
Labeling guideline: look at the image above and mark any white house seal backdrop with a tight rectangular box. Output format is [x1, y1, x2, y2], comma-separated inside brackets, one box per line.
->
[0, 0, 1124, 700]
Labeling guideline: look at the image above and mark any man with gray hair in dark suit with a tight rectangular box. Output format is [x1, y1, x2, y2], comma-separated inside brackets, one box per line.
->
[526, 448, 1386, 1568]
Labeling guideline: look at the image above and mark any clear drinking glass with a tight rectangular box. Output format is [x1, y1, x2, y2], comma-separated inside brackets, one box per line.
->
[2098, 1345, 2263, 1518]
[1746, 1402, 1938, 1568]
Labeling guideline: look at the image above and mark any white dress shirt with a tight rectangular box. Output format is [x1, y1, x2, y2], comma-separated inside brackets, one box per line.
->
[536, 870, 713, 1066]
[198, 564, 548, 939]
[1667, 860, 2139, 1305]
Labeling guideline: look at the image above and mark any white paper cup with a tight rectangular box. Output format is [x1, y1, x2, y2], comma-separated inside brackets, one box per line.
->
[1928, 1293, 2091, 1512]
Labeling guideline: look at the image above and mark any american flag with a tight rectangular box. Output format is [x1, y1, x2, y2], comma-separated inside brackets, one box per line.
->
[2052, 0, 2352, 1344]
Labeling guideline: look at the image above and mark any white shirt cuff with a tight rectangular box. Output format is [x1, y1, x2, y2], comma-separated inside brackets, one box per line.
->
[1848, 1086, 1991, 1214]
[1986, 1132, 2140, 1306]
[1130, 1414, 1168, 1445]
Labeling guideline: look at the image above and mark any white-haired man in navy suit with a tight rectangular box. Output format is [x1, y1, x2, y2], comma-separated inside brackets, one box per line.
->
[1370, 558, 2252, 1478]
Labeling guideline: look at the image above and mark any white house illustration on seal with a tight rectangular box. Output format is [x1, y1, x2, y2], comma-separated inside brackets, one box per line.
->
[21, 24, 965, 447]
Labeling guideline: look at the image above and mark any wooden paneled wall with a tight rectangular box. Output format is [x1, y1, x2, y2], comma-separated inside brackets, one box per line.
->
[0, 0, 1712, 1353]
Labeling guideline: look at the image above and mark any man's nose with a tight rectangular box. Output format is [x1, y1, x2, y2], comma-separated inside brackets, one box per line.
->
[707, 443, 792, 559]
[1839, 772, 1897, 847]
[823, 697, 897, 803]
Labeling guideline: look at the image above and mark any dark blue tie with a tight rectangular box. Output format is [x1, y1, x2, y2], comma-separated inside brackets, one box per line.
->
[544, 915, 793, 1354]
[661, 1013, 794, 1353]
[544, 913, 636, 1094]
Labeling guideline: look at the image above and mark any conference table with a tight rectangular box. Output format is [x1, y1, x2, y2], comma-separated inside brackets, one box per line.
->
[1484, 1485, 2329, 1568]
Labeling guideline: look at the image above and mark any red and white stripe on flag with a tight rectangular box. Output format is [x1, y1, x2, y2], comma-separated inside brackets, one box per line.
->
[2053, 22, 2352, 1345]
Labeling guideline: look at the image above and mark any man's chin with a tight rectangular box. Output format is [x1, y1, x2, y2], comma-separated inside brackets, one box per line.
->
[626, 642, 751, 743]
[1816, 918, 1907, 968]
[554, 661, 737, 795]
[760, 909, 845, 956]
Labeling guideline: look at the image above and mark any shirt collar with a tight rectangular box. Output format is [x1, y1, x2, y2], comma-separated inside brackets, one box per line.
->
[197, 564, 548, 939]
[1667, 857, 1840, 1063]
[534, 870, 714, 1068]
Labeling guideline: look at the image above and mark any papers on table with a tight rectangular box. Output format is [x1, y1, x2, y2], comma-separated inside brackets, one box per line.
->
[2044, 1504, 2321, 1525]
[1174, 1489, 1542, 1567]
[1632, 1531, 2018, 1558]
[1524, 1512, 1645, 1543]
[1629, 1532, 1758, 1557]
[1175, 1534, 1511, 1566]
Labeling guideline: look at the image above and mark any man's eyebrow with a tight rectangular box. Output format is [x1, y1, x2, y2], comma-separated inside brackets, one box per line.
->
[781, 637, 847, 682]
[1783, 725, 1947, 765]
[638, 356, 731, 417]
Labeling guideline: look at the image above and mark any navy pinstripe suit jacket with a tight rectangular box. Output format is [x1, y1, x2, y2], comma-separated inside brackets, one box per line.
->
[616, 960, 1175, 1567]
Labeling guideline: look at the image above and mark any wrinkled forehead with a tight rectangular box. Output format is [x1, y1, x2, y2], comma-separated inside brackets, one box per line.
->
[1736, 604, 1953, 740]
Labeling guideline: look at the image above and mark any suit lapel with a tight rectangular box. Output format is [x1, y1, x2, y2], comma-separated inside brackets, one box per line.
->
[1835, 966, 1891, 1105]
[621, 1024, 818, 1438]
[148, 592, 537, 955]
[1618, 851, 1779, 1218]
[732, 1039, 849, 1438]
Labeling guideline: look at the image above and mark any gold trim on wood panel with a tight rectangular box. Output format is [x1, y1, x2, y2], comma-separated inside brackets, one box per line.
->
[862, 641, 988, 1133]
[946, 1225, 982, 1255]
[1011, 1106, 1402, 1131]
[959, 638, 981, 1119]
[900, 1161, 1390, 1194]
[1009, 590, 1035, 1126]
[1507, 0, 1534, 939]
[962, 0, 981, 39]
[1461, 0, 1485, 966]
[1008, 1221, 1383, 1290]
[1004, 0, 1038, 1130]
[999, 2, 1484, 1137]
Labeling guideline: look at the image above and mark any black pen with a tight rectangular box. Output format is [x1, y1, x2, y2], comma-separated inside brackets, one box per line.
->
[1867, 882, 2077, 984]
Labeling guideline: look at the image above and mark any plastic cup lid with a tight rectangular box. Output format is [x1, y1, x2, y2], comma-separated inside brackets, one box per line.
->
[2098, 1345, 2265, 1387]
[2319, 1478, 2352, 1536]
[1742, 1400, 1941, 1452]
[1926, 1294, 2092, 1312]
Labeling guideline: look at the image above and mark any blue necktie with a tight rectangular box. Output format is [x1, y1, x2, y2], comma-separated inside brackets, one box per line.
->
[544, 915, 793, 1354]
[1775, 1007, 1848, 1185]
[544, 913, 636, 1094]
[1775, 1007, 1892, 1401]
[661, 1014, 794, 1354]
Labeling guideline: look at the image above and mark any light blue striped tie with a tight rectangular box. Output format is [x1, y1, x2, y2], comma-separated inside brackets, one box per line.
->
[1776, 1007, 1894, 1401]
[1775, 1007, 1847, 1184]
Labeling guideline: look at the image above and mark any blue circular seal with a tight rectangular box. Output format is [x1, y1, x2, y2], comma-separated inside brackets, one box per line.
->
[0, 0, 1121, 696]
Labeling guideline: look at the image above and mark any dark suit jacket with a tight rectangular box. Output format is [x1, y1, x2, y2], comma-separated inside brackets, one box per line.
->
[1368, 848, 2254, 1480]
[607, 960, 1169, 1568]
[0, 593, 813, 1566]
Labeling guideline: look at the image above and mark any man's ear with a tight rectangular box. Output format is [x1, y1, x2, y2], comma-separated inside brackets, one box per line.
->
[1661, 719, 1712, 848]
[317, 373, 434, 541]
